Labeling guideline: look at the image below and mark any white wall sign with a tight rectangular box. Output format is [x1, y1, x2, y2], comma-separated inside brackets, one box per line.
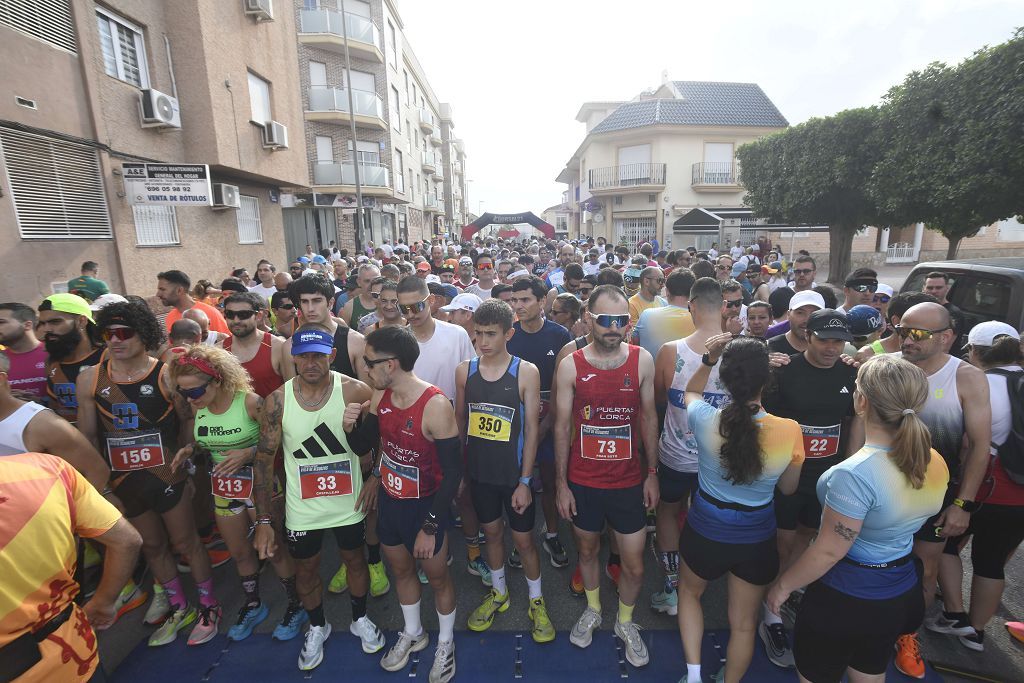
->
[123, 163, 212, 206]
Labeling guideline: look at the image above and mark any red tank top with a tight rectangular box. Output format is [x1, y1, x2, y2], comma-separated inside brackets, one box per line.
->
[224, 332, 283, 398]
[377, 385, 445, 499]
[569, 345, 643, 489]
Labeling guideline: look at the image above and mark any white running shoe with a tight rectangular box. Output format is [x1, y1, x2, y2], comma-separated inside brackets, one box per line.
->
[429, 639, 456, 683]
[143, 585, 171, 626]
[569, 606, 602, 648]
[350, 615, 385, 653]
[614, 620, 649, 667]
[298, 623, 331, 671]
[381, 630, 429, 671]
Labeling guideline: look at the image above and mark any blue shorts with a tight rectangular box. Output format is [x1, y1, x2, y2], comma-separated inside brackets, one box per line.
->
[377, 492, 446, 557]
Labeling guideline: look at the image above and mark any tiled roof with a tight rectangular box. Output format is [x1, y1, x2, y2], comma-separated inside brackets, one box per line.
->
[590, 81, 788, 134]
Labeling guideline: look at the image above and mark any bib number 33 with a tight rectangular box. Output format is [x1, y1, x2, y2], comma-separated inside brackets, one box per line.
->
[298, 462, 353, 500]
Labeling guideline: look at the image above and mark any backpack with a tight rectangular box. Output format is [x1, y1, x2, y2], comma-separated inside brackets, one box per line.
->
[986, 368, 1024, 485]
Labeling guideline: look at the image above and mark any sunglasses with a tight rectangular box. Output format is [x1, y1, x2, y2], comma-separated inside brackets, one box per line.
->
[363, 356, 397, 368]
[715, 265, 730, 271]
[895, 325, 950, 342]
[476, 264, 494, 271]
[593, 314, 630, 329]
[872, 294, 891, 304]
[101, 327, 136, 342]
[275, 303, 295, 310]
[224, 309, 258, 320]
[724, 300, 744, 309]
[398, 296, 430, 315]
[847, 283, 878, 293]
[370, 292, 381, 299]
[176, 381, 212, 401]
[793, 268, 814, 275]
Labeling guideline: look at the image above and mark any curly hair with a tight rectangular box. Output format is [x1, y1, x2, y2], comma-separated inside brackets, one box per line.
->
[95, 301, 164, 351]
[167, 344, 253, 396]
[717, 336, 770, 485]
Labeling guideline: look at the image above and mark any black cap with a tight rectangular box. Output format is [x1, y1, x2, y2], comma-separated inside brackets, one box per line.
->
[807, 308, 853, 341]
[344, 274, 359, 290]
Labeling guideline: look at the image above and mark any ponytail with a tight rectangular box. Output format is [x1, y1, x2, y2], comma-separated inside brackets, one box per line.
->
[717, 337, 769, 485]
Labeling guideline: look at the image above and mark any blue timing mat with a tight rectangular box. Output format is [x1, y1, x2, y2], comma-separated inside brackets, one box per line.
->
[109, 629, 944, 682]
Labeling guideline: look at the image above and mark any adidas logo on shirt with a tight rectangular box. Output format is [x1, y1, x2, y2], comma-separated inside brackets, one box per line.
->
[840, 386, 850, 394]
[546, 350, 556, 356]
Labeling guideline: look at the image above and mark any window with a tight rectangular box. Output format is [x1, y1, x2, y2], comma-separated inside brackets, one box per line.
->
[237, 196, 263, 244]
[556, 215, 569, 233]
[348, 140, 379, 165]
[309, 61, 327, 88]
[0, 127, 112, 239]
[1, 0, 77, 53]
[614, 217, 655, 245]
[387, 20, 397, 66]
[391, 87, 401, 129]
[343, 70, 375, 92]
[648, 194, 656, 203]
[96, 9, 149, 88]
[315, 136, 334, 163]
[408, 170, 414, 199]
[404, 70, 410, 103]
[394, 150, 405, 192]
[133, 206, 179, 246]
[248, 72, 272, 125]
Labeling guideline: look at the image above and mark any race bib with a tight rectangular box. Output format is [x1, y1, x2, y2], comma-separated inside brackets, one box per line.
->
[539, 390, 551, 421]
[298, 461, 353, 500]
[467, 403, 514, 442]
[107, 431, 165, 471]
[801, 424, 841, 459]
[380, 452, 420, 499]
[580, 424, 632, 461]
[212, 466, 254, 500]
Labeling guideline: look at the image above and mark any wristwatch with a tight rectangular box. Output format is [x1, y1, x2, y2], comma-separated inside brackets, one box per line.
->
[518, 476, 532, 487]
[421, 514, 439, 536]
[952, 498, 980, 513]
[701, 353, 717, 367]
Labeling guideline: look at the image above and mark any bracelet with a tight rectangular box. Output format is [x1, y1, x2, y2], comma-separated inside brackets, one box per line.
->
[254, 514, 273, 526]
[647, 467, 658, 475]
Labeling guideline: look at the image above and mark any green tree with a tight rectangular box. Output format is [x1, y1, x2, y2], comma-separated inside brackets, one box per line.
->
[870, 29, 1024, 258]
[737, 107, 883, 284]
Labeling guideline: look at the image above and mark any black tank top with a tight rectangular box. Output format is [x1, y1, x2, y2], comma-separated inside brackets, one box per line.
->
[464, 356, 524, 487]
[330, 324, 356, 379]
[47, 346, 105, 423]
[574, 336, 588, 350]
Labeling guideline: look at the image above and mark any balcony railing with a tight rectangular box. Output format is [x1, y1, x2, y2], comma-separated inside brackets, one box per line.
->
[308, 87, 384, 119]
[691, 161, 741, 186]
[419, 109, 435, 131]
[424, 195, 439, 209]
[587, 163, 666, 190]
[313, 161, 390, 187]
[299, 9, 381, 50]
[421, 150, 437, 170]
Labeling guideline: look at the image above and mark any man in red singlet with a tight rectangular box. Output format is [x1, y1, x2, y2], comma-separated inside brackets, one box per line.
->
[0, 303, 48, 402]
[221, 292, 287, 398]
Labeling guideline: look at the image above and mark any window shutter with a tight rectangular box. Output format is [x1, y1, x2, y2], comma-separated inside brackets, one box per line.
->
[236, 196, 263, 244]
[0, 0, 77, 53]
[133, 205, 179, 246]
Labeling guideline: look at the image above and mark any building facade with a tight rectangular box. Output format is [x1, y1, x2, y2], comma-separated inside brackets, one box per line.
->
[0, 0, 308, 304]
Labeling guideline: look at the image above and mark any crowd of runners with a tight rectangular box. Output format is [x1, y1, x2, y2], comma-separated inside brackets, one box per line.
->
[2, 235, 1023, 683]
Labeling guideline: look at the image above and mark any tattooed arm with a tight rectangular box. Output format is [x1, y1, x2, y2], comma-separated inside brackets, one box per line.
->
[253, 387, 284, 559]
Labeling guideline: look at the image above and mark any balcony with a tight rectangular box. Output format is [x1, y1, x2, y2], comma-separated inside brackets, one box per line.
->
[306, 87, 386, 130]
[424, 195, 440, 211]
[430, 126, 442, 145]
[691, 161, 742, 191]
[587, 163, 666, 195]
[418, 108, 435, 132]
[313, 161, 392, 196]
[453, 161, 463, 176]
[421, 150, 437, 173]
[298, 9, 383, 63]
[432, 165, 444, 181]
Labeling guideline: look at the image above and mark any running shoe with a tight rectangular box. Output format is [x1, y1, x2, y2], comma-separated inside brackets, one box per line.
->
[350, 615, 385, 653]
[327, 564, 348, 594]
[418, 567, 428, 585]
[83, 540, 103, 569]
[113, 581, 148, 622]
[650, 589, 678, 616]
[468, 589, 509, 632]
[959, 629, 984, 652]
[368, 561, 390, 597]
[176, 547, 232, 573]
[273, 603, 308, 641]
[381, 630, 429, 671]
[925, 610, 975, 637]
[894, 633, 926, 679]
[614, 620, 649, 667]
[227, 602, 268, 641]
[569, 565, 584, 596]
[429, 639, 456, 683]
[144, 584, 172, 626]
[542, 536, 569, 568]
[188, 604, 222, 646]
[605, 561, 621, 587]
[569, 606, 602, 648]
[778, 591, 802, 624]
[759, 621, 795, 668]
[298, 624, 331, 671]
[467, 557, 493, 587]
[148, 606, 197, 647]
[528, 597, 555, 643]
[508, 547, 522, 569]
[711, 667, 725, 682]
[1007, 621, 1024, 644]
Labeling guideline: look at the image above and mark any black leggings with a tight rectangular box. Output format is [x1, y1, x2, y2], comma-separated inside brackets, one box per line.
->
[943, 503, 1024, 580]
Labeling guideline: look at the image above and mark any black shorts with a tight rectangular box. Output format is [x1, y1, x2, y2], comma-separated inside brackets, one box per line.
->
[377, 492, 446, 557]
[774, 488, 822, 531]
[470, 480, 535, 533]
[914, 484, 957, 543]
[944, 503, 1024, 580]
[569, 482, 646, 535]
[679, 521, 779, 586]
[285, 520, 366, 560]
[658, 465, 698, 505]
[114, 470, 187, 519]
[794, 578, 924, 681]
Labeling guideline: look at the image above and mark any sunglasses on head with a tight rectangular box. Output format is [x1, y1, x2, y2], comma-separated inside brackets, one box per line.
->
[847, 282, 878, 293]
[872, 294, 891, 304]
[793, 268, 814, 276]
[895, 325, 950, 342]
[176, 381, 212, 401]
[398, 297, 430, 315]
[593, 314, 630, 329]
[224, 309, 258, 320]
[101, 327, 136, 342]
[724, 300, 744, 309]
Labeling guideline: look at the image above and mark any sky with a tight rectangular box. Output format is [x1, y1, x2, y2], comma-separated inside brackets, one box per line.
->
[395, 0, 1022, 219]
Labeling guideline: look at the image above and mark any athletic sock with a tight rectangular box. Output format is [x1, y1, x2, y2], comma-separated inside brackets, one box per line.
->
[617, 600, 634, 624]
[307, 602, 326, 627]
[466, 536, 481, 563]
[658, 550, 679, 589]
[763, 602, 783, 626]
[607, 552, 621, 567]
[687, 663, 702, 682]
[663, 578, 676, 595]
[401, 601, 423, 637]
[585, 587, 601, 612]
[437, 608, 456, 643]
[240, 573, 260, 607]
[367, 543, 382, 565]
[280, 575, 300, 608]
[351, 593, 368, 621]
[197, 578, 217, 608]
[527, 576, 543, 600]
[162, 576, 188, 611]
[490, 566, 507, 596]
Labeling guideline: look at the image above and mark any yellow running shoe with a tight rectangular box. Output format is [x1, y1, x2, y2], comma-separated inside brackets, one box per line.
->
[467, 589, 509, 632]
[368, 561, 390, 597]
[327, 564, 348, 594]
[528, 597, 555, 643]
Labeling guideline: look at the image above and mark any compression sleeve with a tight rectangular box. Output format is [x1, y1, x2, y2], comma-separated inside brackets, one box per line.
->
[428, 436, 463, 519]
[347, 413, 380, 456]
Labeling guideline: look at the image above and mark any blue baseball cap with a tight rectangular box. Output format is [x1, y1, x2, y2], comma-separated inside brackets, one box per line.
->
[297, 256, 310, 264]
[312, 254, 328, 265]
[440, 284, 459, 301]
[291, 328, 334, 355]
[846, 305, 885, 337]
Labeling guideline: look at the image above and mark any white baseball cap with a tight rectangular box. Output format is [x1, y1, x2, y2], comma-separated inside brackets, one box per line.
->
[876, 283, 894, 298]
[967, 321, 1020, 347]
[440, 292, 482, 313]
[789, 290, 826, 311]
[90, 293, 128, 311]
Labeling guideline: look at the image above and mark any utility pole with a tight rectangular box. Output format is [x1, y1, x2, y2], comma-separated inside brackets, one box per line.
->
[339, 0, 365, 252]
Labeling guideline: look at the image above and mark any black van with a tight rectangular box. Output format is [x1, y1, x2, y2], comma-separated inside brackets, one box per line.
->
[899, 258, 1024, 335]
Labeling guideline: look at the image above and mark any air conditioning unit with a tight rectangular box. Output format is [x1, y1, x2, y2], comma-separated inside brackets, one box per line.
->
[211, 183, 241, 210]
[139, 88, 181, 129]
[243, 0, 273, 21]
[262, 121, 288, 150]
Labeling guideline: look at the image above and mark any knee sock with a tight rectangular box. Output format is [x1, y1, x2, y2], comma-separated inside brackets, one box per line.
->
[763, 602, 782, 625]
[527, 575, 543, 600]
[240, 573, 260, 607]
[687, 663, 702, 682]
[465, 536, 480, 563]
[196, 578, 217, 608]
[280, 575, 300, 608]
[307, 602, 326, 627]
[367, 543, 382, 565]
[617, 600, 634, 624]
[351, 593, 367, 621]
[162, 576, 188, 611]
[585, 587, 601, 612]
[437, 608, 456, 643]
[490, 566, 507, 596]
[401, 601, 423, 637]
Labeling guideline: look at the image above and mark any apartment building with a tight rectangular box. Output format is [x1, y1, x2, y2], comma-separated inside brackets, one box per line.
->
[285, 0, 468, 256]
[0, 0, 308, 304]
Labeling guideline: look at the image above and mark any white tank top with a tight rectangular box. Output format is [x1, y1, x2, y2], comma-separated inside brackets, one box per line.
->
[920, 355, 965, 477]
[204, 331, 218, 346]
[0, 402, 48, 456]
[659, 338, 730, 472]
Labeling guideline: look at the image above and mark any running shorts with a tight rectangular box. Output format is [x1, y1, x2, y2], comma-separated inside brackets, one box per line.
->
[774, 488, 822, 531]
[377, 492, 446, 557]
[470, 480, 535, 533]
[568, 482, 645, 535]
[658, 464, 697, 505]
[285, 520, 366, 560]
[114, 471, 188, 519]
[914, 484, 957, 543]
[679, 521, 779, 585]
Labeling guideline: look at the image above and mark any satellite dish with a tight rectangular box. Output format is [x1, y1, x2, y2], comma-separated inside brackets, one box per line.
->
[593, 212, 605, 224]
